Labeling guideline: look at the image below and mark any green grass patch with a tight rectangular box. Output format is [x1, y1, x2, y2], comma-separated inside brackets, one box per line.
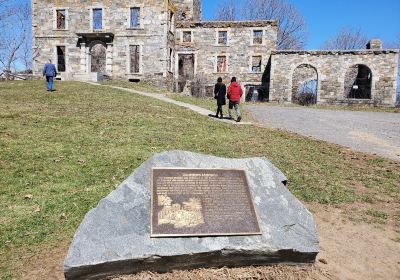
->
[366, 209, 389, 220]
[0, 80, 399, 278]
[100, 80, 170, 94]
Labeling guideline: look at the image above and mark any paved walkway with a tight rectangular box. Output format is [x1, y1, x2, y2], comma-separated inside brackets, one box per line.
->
[88, 82, 251, 125]
[246, 105, 400, 161]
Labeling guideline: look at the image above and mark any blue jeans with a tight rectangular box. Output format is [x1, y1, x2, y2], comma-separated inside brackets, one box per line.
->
[46, 76, 54, 91]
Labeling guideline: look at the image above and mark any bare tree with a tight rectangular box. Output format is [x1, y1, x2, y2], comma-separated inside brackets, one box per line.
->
[0, 3, 31, 79]
[322, 27, 368, 50]
[214, 0, 307, 49]
[215, 0, 236, 21]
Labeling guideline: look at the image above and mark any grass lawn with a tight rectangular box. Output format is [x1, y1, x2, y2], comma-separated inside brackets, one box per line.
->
[0, 81, 399, 279]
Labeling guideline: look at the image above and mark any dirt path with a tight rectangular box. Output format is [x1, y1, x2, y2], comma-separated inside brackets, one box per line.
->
[246, 105, 400, 161]
[20, 205, 400, 280]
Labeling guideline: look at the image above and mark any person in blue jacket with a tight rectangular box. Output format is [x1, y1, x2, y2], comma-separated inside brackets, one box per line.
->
[42, 59, 57, 91]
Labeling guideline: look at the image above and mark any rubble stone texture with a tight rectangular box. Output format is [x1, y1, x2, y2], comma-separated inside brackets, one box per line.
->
[270, 50, 398, 106]
[64, 151, 319, 280]
[32, 1, 399, 106]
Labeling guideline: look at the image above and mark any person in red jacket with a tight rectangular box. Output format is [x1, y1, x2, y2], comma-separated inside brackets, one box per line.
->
[227, 77, 243, 122]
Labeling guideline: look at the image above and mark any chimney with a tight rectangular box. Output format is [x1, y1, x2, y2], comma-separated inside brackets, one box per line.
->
[366, 39, 382, 49]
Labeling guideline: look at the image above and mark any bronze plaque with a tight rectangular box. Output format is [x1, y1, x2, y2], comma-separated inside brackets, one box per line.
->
[151, 168, 261, 237]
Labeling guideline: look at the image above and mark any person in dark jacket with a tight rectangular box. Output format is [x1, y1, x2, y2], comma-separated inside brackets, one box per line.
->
[227, 77, 243, 122]
[214, 77, 226, 119]
[42, 59, 57, 91]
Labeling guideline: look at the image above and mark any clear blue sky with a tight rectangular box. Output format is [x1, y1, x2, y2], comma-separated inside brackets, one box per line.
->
[202, 0, 400, 49]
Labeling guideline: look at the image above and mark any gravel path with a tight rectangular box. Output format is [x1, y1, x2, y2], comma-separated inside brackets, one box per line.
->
[246, 105, 400, 161]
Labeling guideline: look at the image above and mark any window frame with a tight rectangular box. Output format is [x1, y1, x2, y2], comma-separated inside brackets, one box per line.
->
[55, 45, 67, 73]
[216, 30, 229, 46]
[91, 7, 104, 31]
[215, 55, 228, 73]
[181, 30, 193, 43]
[127, 44, 143, 75]
[53, 8, 68, 30]
[128, 6, 142, 29]
[252, 29, 264, 45]
[250, 55, 263, 73]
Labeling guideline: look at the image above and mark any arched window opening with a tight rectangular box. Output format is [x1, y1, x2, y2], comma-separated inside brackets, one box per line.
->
[292, 64, 318, 105]
[344, 64, 372, 99]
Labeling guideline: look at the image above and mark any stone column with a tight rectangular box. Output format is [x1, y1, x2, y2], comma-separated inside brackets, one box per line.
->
[80, 43, 87, 73]
[106, 43, 113, 76]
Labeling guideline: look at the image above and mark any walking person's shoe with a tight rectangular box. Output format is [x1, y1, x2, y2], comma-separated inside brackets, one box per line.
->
[236, 116, 242, 123]
[220, 115, 223, 119]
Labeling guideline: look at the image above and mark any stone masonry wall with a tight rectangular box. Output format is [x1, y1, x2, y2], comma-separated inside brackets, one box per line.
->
[176, 21, 278, 96]
[32, 0, 174, 88]
[270, 50, 399, 106]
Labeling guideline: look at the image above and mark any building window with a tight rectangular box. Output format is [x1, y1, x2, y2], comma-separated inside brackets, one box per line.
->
[182, 31, 192, 43]
[217, 56, 227, 73]
[253, 30, 263, 45]
[168, 48, 173, 72]
[218, 31, 228, 45]
[56, 46, 66, 72]
[130, 7, 140, 28]
[130, 45, 140, 73]
[56, 9, 66, 30]
[93, 8, 103, 30]
[169, 12, 175, 32]
[251, 56, 262, 72]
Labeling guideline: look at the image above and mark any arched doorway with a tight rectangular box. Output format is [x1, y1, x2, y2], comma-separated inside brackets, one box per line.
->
[292, 64, 318, 105]
[344, 64, 372, 99]
[89, 41, 106, 73]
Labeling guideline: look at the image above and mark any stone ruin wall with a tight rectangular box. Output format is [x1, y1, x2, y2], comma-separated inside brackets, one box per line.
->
[269, 50, 399, 107]
[32, 0, 174, 88]
[175, 21, 278, 95]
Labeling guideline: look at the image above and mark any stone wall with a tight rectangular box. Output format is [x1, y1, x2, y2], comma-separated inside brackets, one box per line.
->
[270, 50, 399, 106]
[175, 21, 278, 97]
[32, 0, 175, 88]
[173, 0, 202, 21]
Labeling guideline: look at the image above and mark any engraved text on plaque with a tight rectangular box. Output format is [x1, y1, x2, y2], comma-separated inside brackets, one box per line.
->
[151, 168, 261, 237]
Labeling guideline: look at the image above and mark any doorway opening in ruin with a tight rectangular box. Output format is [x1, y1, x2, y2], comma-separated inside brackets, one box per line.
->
[56, 46, 66, 72]
[292, 64, 318, 105]
[178, 54, 194, 92]
[89, 41, 106, 73]
[245, 85, 268, 102]
[344, 64, 372, 99]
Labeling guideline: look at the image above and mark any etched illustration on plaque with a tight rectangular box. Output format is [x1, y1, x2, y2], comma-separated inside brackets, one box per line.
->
[157, 195, 204, 228]
[151, 168, 261, 237]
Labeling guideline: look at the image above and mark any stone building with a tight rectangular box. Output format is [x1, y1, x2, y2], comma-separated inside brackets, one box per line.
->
[32, 1, 399, 106]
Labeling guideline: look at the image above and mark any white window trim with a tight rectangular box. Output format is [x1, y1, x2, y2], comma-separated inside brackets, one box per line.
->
[90, 6, 105, 31]
[53, 7, 69, 30]
[215, 29, 230, 46]
[168, 48, 174, 73]
[181, 29, 194, 43]
[127, 5, 144, 29]
[251, 29, 264, 46]
[168, 11, 175, 33]
[127, 44, 143, 75]
[215, 54, 229, 74]
[249, 54, 263, 73]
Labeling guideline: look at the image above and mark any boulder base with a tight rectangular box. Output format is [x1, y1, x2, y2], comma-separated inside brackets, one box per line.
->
[64, 151, 319, 280]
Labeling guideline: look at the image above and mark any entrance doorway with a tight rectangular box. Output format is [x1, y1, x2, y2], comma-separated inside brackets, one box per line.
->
[90, 41, 106, 73]
[178, 54, 194, 92]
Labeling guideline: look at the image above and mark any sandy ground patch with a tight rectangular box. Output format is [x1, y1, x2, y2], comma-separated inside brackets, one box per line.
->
[19, 204, 400, 280]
